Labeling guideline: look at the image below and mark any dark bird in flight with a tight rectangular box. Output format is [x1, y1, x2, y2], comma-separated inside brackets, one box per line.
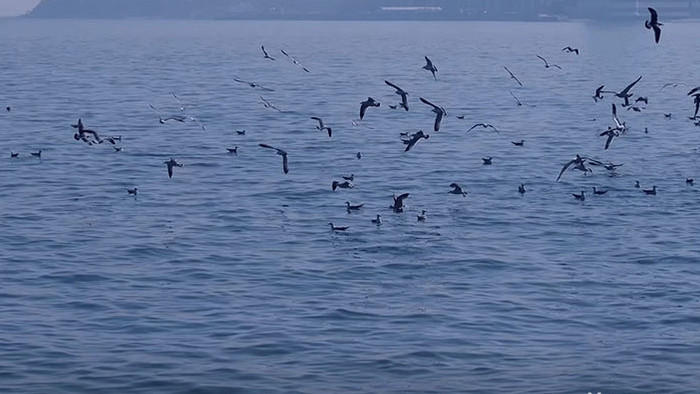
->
[403, 130, 429, 152]
[603, 76, 642, 107]
[593, 85, 606, 102]
[562, 46, 579, 55]
[261, 45, 275, 60]
[259, 144, 289, 174]
[280, 49, 310, 73]
[468, 123, 499, 133]
[645, 7, 662, 44]
[423, 56, 438, 81]
[449, 183, 468, 197]
[310, 117, 332, 137]
[556, 155, 603, 181]
[359, 97, 380, 120]
[419, 97, 446, 131]
[600, 126, 619, 150]
[164, 158, 183, 178]
[536, 55, 562, 69]
[233, 78, 274, 91]
[503, 66, 523, 87]
[385, 80, 409, 111]
[332, 180, 354, 191]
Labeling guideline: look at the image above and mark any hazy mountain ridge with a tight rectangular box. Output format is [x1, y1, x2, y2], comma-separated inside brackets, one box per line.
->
[26, 0, 700, 20]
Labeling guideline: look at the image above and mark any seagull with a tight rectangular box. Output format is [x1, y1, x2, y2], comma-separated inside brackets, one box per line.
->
[30, 150, 41, 157]
[259, 144, 289, 174]
[260, 96, 282, 112]
[419, 97, 446, 131]
[627, 106, 643, 112]
[345, 201, 364, 212]
[508, 91, 534, 107]
[127, 187, 138, 195]
[10, 151, 18, 158]
[482, 157, 493, 165]
[391, 193, 410, 213]
[233, 78, 274, 91]
[572, 190, 586, 201]
[332, 181, 353, 191]
[71, 118, 104, 144]
[449, 183, 467, 197]
[562, 46, 580, 55]
[403, 130, 429, 152]
[113, 146, 123, 152]
[611, 103, 627, 133]
[603, 76, 643, 107]
[280, 49, 310, 72]
[643, 185, 657, 195]
[664, 113, 672, 118]
[556, 155, 602, 181]
[645, 7, 662, 44]
[310, 117, 332, 137]
[686, 178, 694, 186]
[512, 140, 525, 146]
[423, 56, 438, 80]
[468, 123, 499, 133]
[236, 130, 246, 135]
[359, 97, 380, 120]
[536, 55, 562, 69]
[518, 184, 526, 195]
[503, 66, 523, 87]
[328, 222, 349, 231]
[636, 96, 649, 104]
[148, 104, 187, 124]
[227, 146, 238, 155]
[592, 187, 607, 195]
[417, 210, 427, 221]
[593, 85, 606, 102]
[261, 45, 275, 60]
[164, 158, 183, 178]
[371, 214, 382, 225]
[600, 126, 619, 150]
[384, 80, 409, 111]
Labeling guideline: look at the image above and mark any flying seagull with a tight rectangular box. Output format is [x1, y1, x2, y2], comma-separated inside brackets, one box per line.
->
[423, 56, 438, 81]
[611, 103, 627, 133]
[259, 143, 289, 174]
[503, 66, 524, 87]
[233, 78, 274, 91]
[385, 80, 409, 111]
[419, 97, 446, 131]
[536, 55, 562, 70]
[280, 49, 310, 73]
[261, 45, 275, 60]
[310, 117, 332, 137]
[562, 46, 580, 55]
[260, 96, 282, 112]
[645, 7, 662, 44]
[359, 97, 380, 120]
[468, 123, 499, 133]
[164, 158, 183, 178]
[603, 76, 642, 107]
[556, 154, 603, 181]
[403, 130, 429, 152]
[593, 85, 606, 102]
[449, 183, 468, 197]
[508, 91, 534, 107]
[600, 126, 619, 150]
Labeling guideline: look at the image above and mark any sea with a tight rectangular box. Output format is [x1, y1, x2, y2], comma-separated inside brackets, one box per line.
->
[1, 18, 700, 393]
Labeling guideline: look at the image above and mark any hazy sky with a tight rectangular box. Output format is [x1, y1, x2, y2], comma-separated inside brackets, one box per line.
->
[0, 0, 40, 16]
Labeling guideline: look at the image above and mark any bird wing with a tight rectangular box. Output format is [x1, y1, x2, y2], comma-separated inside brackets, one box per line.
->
[653, 25, 661, 44]
[259, 143, 278, 151]
[620, 76, 643, 96]
[282, 154, 289, 174]
[434, 111, 444, 132]
[648, 7, 658, 24]
[166, 163, 173, 178]
[359, 101, 369, 120]
[536, 55, 548, 66]
[612, 104, 624, 128]
[468, 124, 482, 131]
[310, 116, 323, 127]
[424, 56, 432, 68]
[396, 193, 410, 205]
[687, 87, 700, 96]
[384, 80, 403, 93]
[605, 134, 614, 150]
[556, 159, 576, 181]
[419, 97, 439, 110]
